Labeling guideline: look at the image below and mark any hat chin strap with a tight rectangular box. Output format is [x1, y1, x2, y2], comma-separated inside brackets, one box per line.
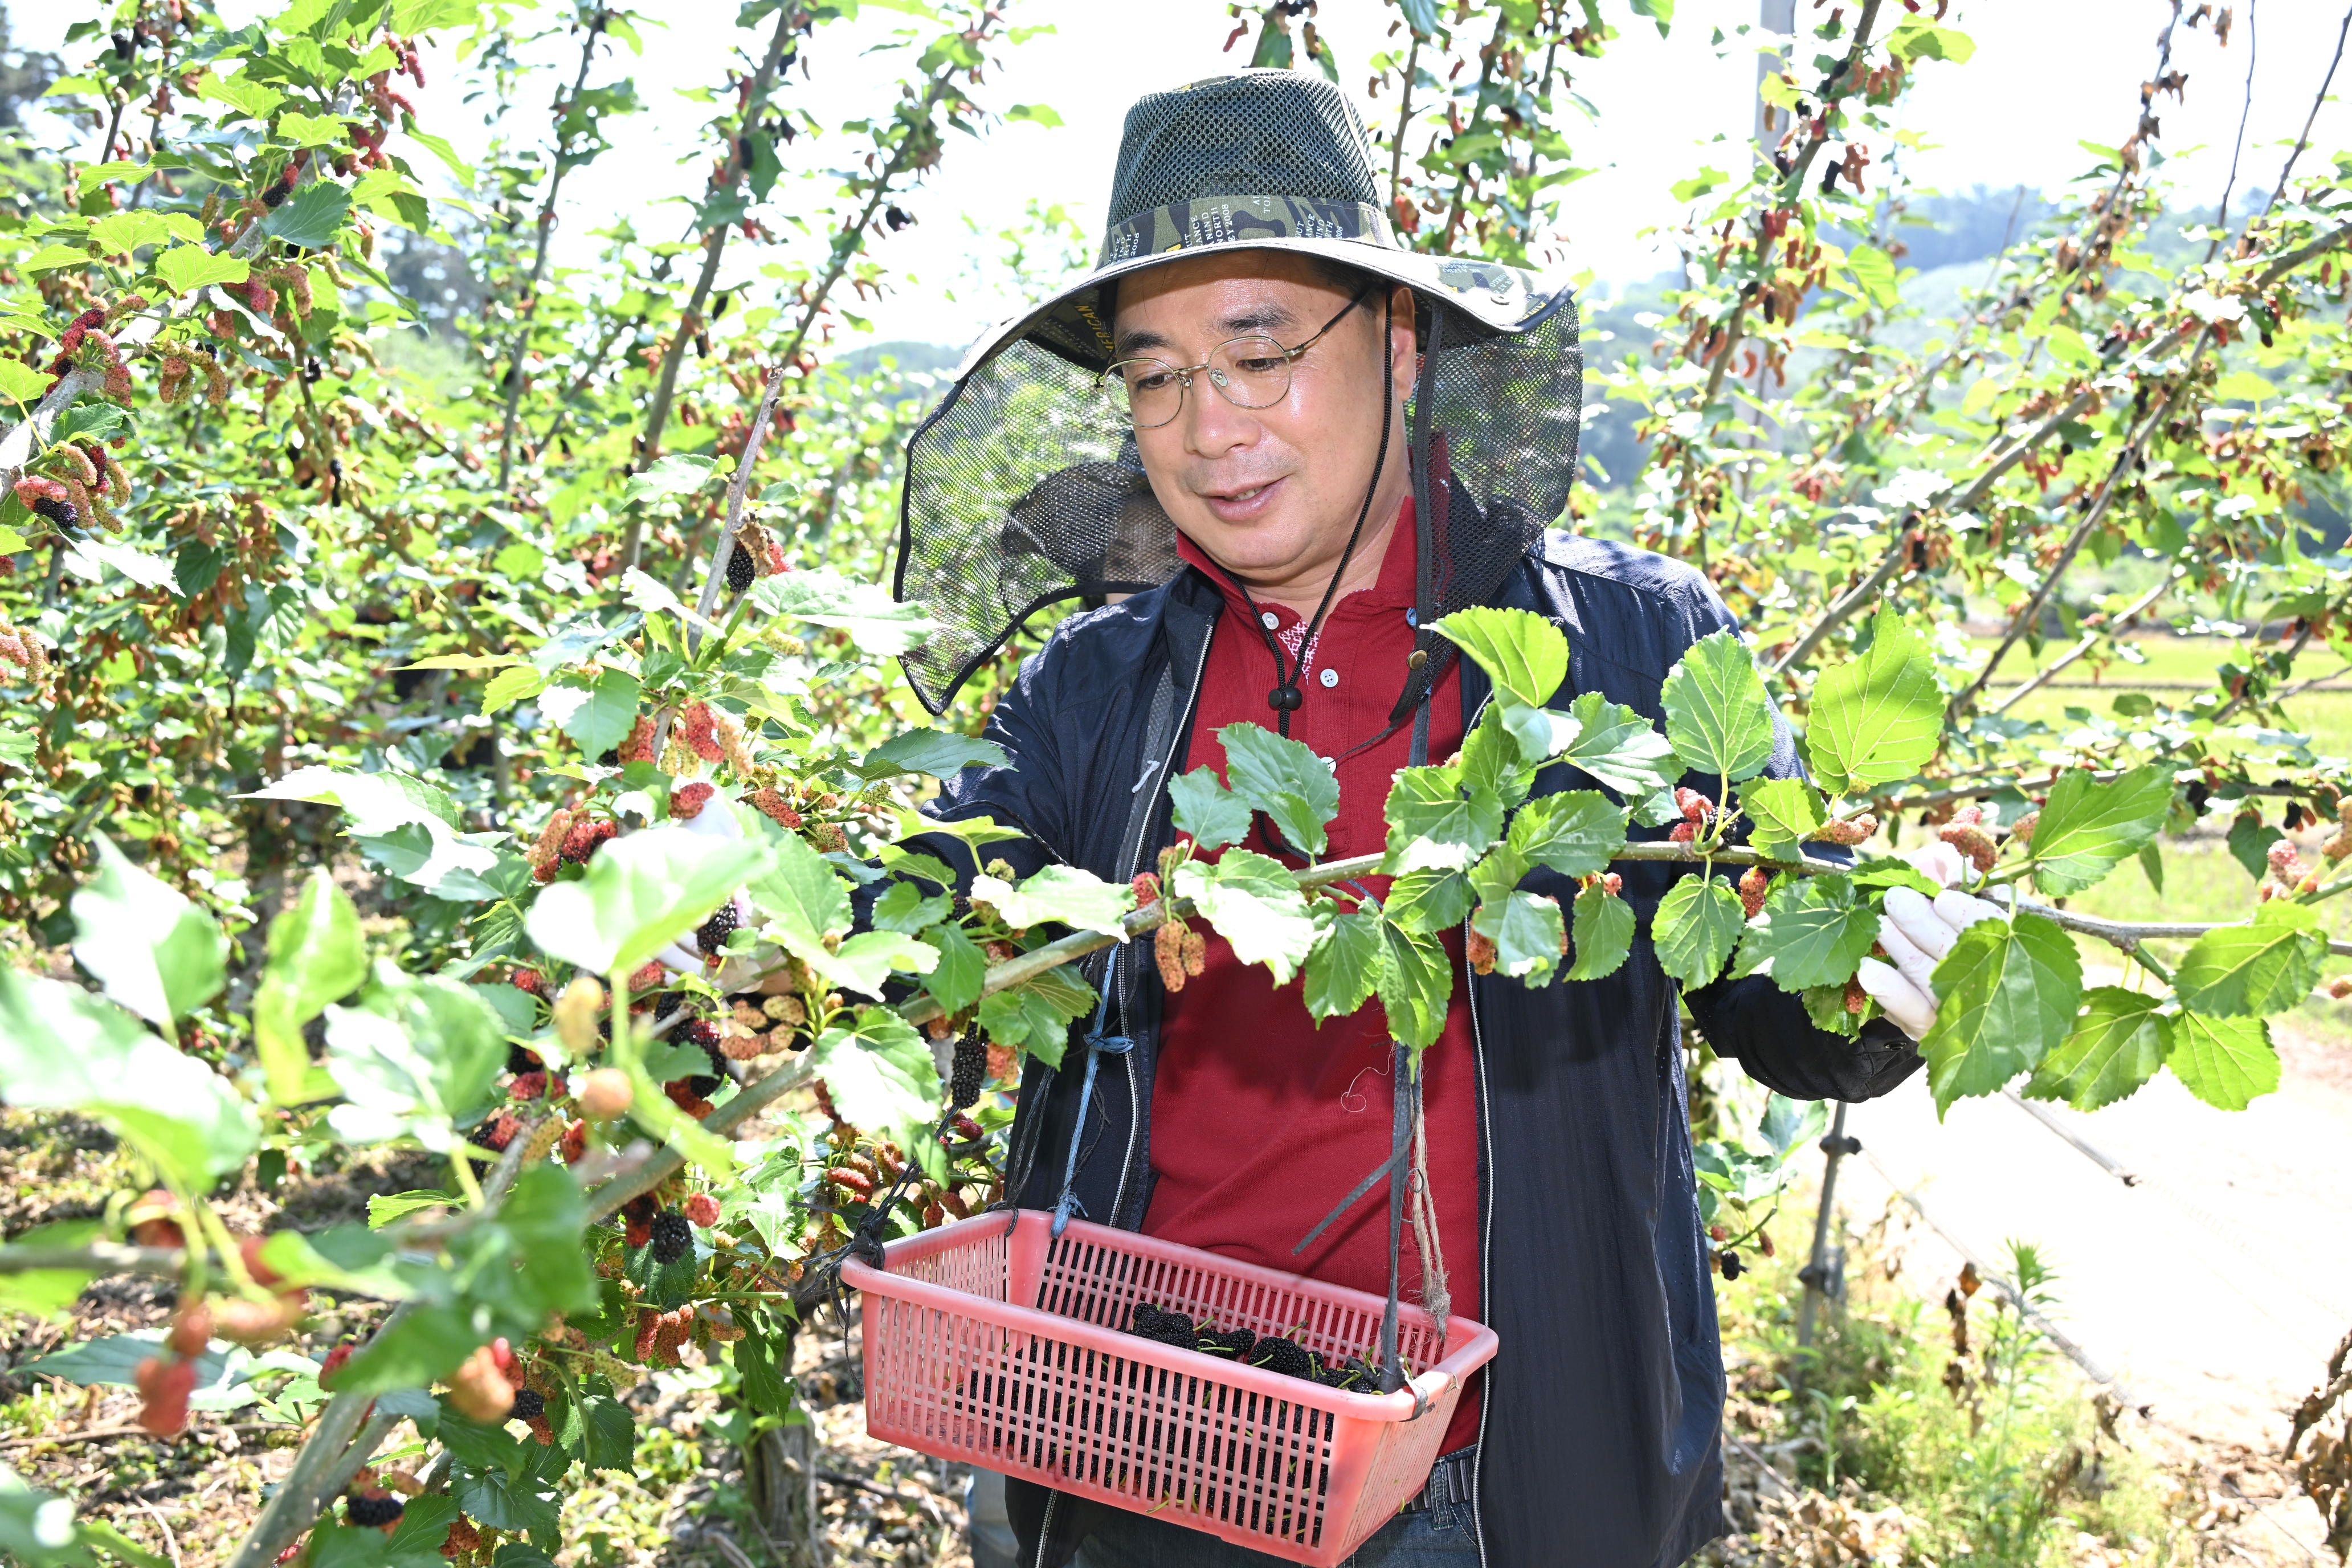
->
[1215, 291, 1398, 742]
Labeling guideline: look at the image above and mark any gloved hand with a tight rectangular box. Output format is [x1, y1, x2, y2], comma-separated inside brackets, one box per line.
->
[1852, 841, 2009, 1039]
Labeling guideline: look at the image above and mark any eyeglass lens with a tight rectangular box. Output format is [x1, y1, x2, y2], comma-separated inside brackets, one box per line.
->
[1110, 336, 1295, 428]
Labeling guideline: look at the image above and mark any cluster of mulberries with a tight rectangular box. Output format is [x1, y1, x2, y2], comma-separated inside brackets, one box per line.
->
[524, 808, 574, 883]
[1934, 806, 1996, 871]
[13, 476, 77, 530]
[1667, 787, 1714, 844]
[1124, 1303, 1373, 1389]
[948, 1033, 988, 1110]
[616, 713, 658, 764]
[633, 1305, 697, 1366]
[1154, 918, 1207, 991]
[1816, 812, 1880, 847]
[0, 623, 51, 680]
[722, 993, 806, 1057]
[560, 817, 618, 865]
[1737, 865, 1773, 918]
[2264, 837, 2316, 899]
[670, 780, 715, 820]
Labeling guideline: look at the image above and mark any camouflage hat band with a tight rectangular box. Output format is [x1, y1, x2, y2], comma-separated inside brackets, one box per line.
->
[1098, 194, 1400, 268]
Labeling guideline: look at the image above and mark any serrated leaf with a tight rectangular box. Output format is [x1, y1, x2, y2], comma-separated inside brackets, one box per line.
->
[2030, 764, 2174, 896]
[1730, 872, 1877, 990]
[1652, 875, 1745, 987]
[479, 664, 546, 716]
[745, 828, 851, 942]
[2024, 987, 2167, 1110]
[1505, 789, 1625, 877]
[540, 668, 642, 761]
[1304, 906, 1383, 1021]
[970, 864, 1131, 937]
[855, 728, 1005, 781]
[1218, 722, 1338, 856]
[1920, 913, 2081, 1111]
[1459, 707, 1536, 808]
[1660, 631, 1775, 784]
[150, 243, 254, 299]
[1430, 606, 1567, 708]
[781, 929, 937, 1001]
[2171, 901, 2328, 1018]
[1741, 776, 1824, 858]
[1561, 692, 1682, 800]
[1472, 891, 1564, 983]
[1169, 766, 1252, 851]
[1173, 850, 1316, 985]
[1499, 700, 1583, 768]
[810, 1007, 945, 1179]
[1375, 922, 1452, 1050]
[1567, 884, 1635, 980]
[262, 182, 353, 249]
[1382, 766, 1502, 873]
[1383, 868, 1475, 936]
[2163, 1010, 2278, 1109]
[920, 922, 987, 1014]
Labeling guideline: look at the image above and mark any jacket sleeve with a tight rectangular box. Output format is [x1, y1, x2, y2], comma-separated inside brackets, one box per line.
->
[1667, 578, 1925, 1104]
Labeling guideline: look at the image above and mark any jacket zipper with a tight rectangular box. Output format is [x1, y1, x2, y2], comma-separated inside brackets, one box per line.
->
[1461, 691, 1496, 1568]
[1106, 619, 1216, 1229]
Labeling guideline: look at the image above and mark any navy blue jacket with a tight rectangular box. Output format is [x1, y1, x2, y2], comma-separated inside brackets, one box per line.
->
[904, 532, 1922, 1568]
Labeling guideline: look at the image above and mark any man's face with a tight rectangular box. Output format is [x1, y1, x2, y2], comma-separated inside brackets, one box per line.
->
[1110, 252, 1416, 596]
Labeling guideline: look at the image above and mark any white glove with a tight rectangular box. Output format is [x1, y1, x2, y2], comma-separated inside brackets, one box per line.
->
[1852, 843, 2008, 1039]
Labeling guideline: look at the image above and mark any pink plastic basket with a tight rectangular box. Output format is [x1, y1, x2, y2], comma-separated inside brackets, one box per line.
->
[840, 1209, 1498, 1566]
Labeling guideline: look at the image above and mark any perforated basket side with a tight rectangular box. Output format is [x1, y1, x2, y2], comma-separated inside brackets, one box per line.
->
[850, 1212, 1494, 1568]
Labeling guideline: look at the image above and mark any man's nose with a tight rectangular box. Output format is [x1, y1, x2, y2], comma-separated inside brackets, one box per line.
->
[1179, 370, 1258, 457]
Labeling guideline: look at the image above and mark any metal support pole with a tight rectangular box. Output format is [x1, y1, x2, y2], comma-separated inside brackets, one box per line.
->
[1794, 1103, 1860, 1366]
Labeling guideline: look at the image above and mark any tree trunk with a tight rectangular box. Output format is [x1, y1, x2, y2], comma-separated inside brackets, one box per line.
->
[743, 1420, 820, 1566]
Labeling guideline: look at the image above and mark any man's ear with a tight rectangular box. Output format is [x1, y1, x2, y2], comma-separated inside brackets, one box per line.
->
[1386, 284, 1420, 398]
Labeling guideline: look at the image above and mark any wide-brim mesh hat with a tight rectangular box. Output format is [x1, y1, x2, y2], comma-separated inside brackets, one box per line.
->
[894, 68, 1583, 717]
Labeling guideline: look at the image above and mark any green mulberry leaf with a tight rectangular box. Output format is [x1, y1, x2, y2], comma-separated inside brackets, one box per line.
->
[2024, 987, 2167, 1110]
[2171, 901, 2328, 1018]
[1920, 913, 2081, 1112]
[2163, 1010, 2278, 1109]
[1659, 631, 1775, 784]
[1652, 875, 1744, 987]
[1566, 885, 1635, 981]
[2028, 764, 2174, 896]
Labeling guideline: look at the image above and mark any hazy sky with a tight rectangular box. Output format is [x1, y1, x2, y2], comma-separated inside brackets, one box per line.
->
[17, 0, 2349, 350]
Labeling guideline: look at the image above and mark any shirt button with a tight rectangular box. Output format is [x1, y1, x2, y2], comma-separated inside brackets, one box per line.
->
[1319, 667, 1339, 688]
[1260, 611, 1279, 630]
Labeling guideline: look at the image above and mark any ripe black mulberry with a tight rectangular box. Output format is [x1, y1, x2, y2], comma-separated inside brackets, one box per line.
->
[509, 1387, 545, 1421]
[506, 1043, 543, 1076]
[725, 544, 756, 594]
[345, 1493, 404, 1528]
[948, 1033, 986, 1110]
[1126, 1302, 1198, 1349]
[1249, 1335, 1313, 1381]
[1204, 1326, 1257, 1361]
[696, 901, 740, 956]
[650, 1210, 693, 1265]
[1719, 1249, 1743, 1281]
[30, 496, 76, 528]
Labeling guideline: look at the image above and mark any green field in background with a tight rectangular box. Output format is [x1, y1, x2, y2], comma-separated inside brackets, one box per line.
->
[1960, 634, 2352, 757]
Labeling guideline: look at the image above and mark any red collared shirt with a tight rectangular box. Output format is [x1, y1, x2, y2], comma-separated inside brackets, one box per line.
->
[1146, 504, 1483, 1452]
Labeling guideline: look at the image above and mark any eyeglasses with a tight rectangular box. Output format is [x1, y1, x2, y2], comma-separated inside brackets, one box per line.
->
[1099, 280, 1377, 430]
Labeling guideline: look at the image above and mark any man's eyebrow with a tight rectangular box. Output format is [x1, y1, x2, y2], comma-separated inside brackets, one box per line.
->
[1113, 325, 1173, 357]
[1112, 300, 1306, 358]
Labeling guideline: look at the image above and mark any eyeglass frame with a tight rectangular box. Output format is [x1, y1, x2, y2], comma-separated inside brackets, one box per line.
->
[1096, 278, 1382, 429]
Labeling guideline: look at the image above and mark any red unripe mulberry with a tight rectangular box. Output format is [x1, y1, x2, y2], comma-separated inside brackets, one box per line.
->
[684, 1193, 721, 1227]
